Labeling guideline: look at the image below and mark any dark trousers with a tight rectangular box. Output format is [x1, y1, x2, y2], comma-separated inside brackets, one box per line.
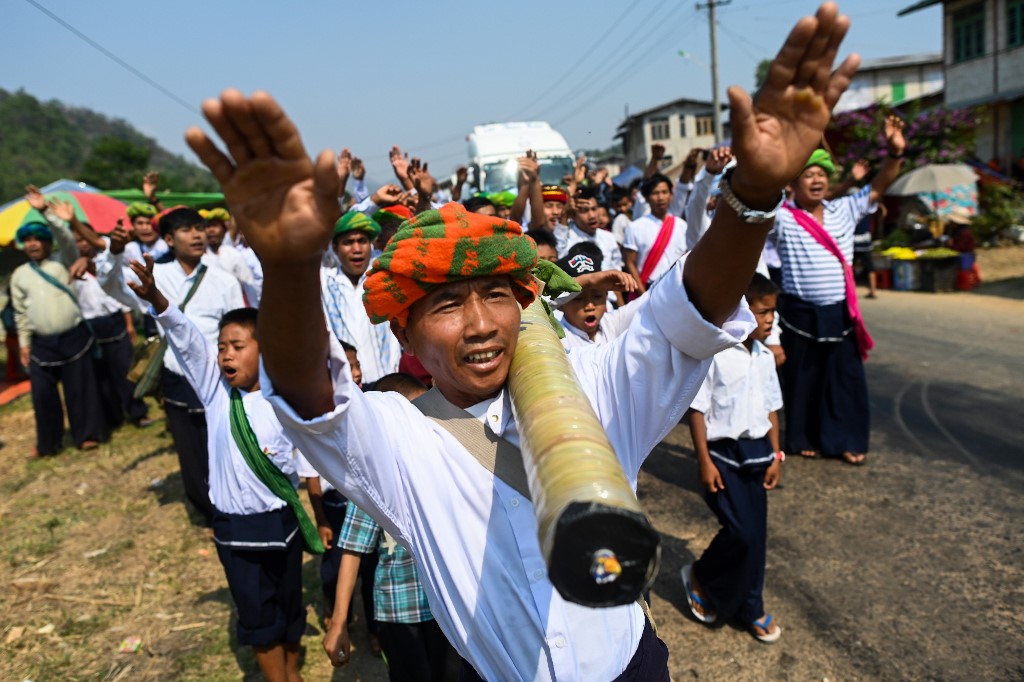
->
[28, 324, 107, 454]
[214, 507, 306, 647]
[779, 295, 870, 456]
[459, 617, 668, 681]
[693, 446, 769, 624]
[319, 490, 348, 612]
[91, 313, 148, 428]
[377, 619, 451, 682]
[162, 369, 213, 525]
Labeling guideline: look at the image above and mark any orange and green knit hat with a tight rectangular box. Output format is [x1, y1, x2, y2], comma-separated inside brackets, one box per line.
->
[362, 202, 539, 325]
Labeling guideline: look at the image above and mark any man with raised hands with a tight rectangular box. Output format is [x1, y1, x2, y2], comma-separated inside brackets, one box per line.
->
[185, 5, 858, 678]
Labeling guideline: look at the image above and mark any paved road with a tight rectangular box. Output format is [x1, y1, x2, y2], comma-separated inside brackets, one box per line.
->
[641, 287, 1024, 681]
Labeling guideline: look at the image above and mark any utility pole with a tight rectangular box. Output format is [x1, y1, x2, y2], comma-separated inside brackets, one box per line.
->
[696, 0, 730, 143]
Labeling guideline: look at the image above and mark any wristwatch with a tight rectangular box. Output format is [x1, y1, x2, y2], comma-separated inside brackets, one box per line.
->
[719, 169, 785, 223]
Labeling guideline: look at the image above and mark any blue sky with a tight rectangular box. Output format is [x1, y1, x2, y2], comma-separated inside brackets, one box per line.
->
[4, 0, 941, 185]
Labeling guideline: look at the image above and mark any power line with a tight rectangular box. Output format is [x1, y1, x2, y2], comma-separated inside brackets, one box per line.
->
[22, 0, 200, 115]
[505, 1, 638, 120]
[525, 0, 679, 121]
[550, 8, 700, 128]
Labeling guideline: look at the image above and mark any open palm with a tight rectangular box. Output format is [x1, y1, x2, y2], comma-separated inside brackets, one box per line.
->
[729, 3, 860, 200]
[185, 90, 340, 267]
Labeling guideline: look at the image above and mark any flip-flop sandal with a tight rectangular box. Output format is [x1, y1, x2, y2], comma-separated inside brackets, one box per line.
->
[797, 450, 819, 458]
[751, 613, 782, 643]
[841, 451, 866, 466]
[680, 564, 716, 624]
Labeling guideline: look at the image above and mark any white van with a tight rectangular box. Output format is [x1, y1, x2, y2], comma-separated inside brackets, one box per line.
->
[467, 121, 575, 194]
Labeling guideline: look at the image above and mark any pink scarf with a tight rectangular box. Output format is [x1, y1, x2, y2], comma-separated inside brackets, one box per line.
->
[784, 204, 874, 360]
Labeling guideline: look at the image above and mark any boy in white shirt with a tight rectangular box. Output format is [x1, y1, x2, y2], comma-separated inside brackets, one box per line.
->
[683, 273, 785, 643]
[126, 254, 321, 682]
[553, 243, 642, 350]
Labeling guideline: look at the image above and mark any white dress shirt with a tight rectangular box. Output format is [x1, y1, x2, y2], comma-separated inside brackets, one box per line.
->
[557, 297, 643, 350]
[320, 267, 402, 384]
[74, 273, 127, 320]
[156, 305, 300, 519]
[103, 254, 245, 377]
[622, 212, 688, 285]
[203, 244, 259, 306]
[690, 339, 783, 445]
[555, 223, 623, 272]
[123, 238, 169, 265]
[265, 255, 754, 681]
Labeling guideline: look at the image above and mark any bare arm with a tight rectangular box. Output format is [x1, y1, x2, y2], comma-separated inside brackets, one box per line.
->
[186, 90, 340, 420]
[870, 115, 906, 204]
[622, 249, 645, 293]
[643, 144, 666, 179]
[767, 410, 782, 455]
[451, 166, 467, 203]
[323, 550, 362, 667]
[684, 3, 859, 327]
[688, 408, 723, 493]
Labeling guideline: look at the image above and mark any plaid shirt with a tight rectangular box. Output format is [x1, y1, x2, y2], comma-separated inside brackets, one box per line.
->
[338, 504, 432, 623]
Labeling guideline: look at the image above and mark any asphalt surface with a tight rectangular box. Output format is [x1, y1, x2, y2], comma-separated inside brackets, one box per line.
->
[639, 286, 1024, 681]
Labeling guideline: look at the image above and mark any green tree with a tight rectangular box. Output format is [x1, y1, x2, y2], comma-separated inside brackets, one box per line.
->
[79, 136, 151, 189]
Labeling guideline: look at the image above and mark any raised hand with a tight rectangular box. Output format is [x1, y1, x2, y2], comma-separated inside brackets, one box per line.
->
[352, 156, 365, 181]
[67, 256, 91, 281]
[850, 158, 870, 182]
[572, 154, 587, 185]
[455, 166, 468, 185]
[705, 146, 733, 175]
[371, 183, 404, 206]
[49, 198, 76, 222]
[126, 254, 170, 313]
[389, 146, 411, 182]
[109, 221, 130, 255]
[727, 2, 859, 205]
[336, 147, 353, 190]
[518, 150, 540, 187]
[185, 90, 340, 267]
[650, 144, 666, 161]
[410, 159, 437, 197]
[142, 171, 160, 200]
[25, 185, 46, 212]
[884, 114, 906, 155]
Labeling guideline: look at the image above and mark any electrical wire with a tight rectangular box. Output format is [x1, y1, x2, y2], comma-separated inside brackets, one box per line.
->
[22, 0, 200, 115]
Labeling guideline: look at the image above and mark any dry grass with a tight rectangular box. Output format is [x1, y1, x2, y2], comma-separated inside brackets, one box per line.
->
[0, 393, 388, 681]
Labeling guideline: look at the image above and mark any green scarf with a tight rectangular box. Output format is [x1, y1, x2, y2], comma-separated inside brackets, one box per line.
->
[229, 388, 324, 554]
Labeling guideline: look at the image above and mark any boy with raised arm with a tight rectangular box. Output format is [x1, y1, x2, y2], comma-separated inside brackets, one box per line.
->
[127, 254, 320, 682]
[186, 6, 858, 678]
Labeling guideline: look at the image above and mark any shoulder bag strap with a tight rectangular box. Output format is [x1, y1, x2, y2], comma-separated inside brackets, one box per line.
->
[228, 388, 325, 554]
[412, 387, 532, 500]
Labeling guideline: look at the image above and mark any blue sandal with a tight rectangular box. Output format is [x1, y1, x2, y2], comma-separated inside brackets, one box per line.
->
[751, 613, 782, 643]
[680, 564, 716, 624]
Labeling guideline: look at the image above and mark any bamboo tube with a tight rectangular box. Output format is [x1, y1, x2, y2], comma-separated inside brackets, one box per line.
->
[507, 301, 660, 607]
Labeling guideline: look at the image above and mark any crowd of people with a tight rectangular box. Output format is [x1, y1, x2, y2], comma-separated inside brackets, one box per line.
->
[1, 4, 919, 680]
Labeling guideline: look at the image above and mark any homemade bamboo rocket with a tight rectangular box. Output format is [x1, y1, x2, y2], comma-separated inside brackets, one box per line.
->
[507, 300, 660, 607]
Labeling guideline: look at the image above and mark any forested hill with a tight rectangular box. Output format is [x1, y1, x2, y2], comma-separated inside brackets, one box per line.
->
[0, 88, 217, 201]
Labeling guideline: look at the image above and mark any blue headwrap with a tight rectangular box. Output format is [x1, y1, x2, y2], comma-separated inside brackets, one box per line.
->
[15, 222, 53, 247]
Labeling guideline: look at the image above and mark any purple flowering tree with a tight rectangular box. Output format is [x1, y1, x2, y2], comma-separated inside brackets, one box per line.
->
[828, 103, 981, 174]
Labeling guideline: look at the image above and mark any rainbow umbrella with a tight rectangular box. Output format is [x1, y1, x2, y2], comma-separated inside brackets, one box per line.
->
[0, 191, 128, 247]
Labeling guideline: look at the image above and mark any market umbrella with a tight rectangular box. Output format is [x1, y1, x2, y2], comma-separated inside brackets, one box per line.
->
[0, 191, 128, 247]
[886, 163, 977, 196]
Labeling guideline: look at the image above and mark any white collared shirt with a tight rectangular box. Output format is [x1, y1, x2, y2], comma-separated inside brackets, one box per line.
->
[320, 267, 402, 384]
[557, 297, 642, 350]
[690, 339, 783, 443]
[156, 305, 299, 516]
[73, 272, 127, 320]
[623, 212, 689, 285]
[555, 223, 624, 272]
[203, 244, 258, 305]
[104, 254, 244, 376]
[265, 255, 754, 681]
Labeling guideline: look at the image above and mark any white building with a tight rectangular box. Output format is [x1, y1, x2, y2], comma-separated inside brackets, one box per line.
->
[899, 0, 1024, 165]
[615, 98, 728, 172]
[835, 53, 944, 112]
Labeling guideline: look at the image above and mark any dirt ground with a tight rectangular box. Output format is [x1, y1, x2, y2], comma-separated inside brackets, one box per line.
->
[1, 246, 1022, 681]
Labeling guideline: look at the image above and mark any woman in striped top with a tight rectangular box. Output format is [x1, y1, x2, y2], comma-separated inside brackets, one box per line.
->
[768, 118, 905, 465]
